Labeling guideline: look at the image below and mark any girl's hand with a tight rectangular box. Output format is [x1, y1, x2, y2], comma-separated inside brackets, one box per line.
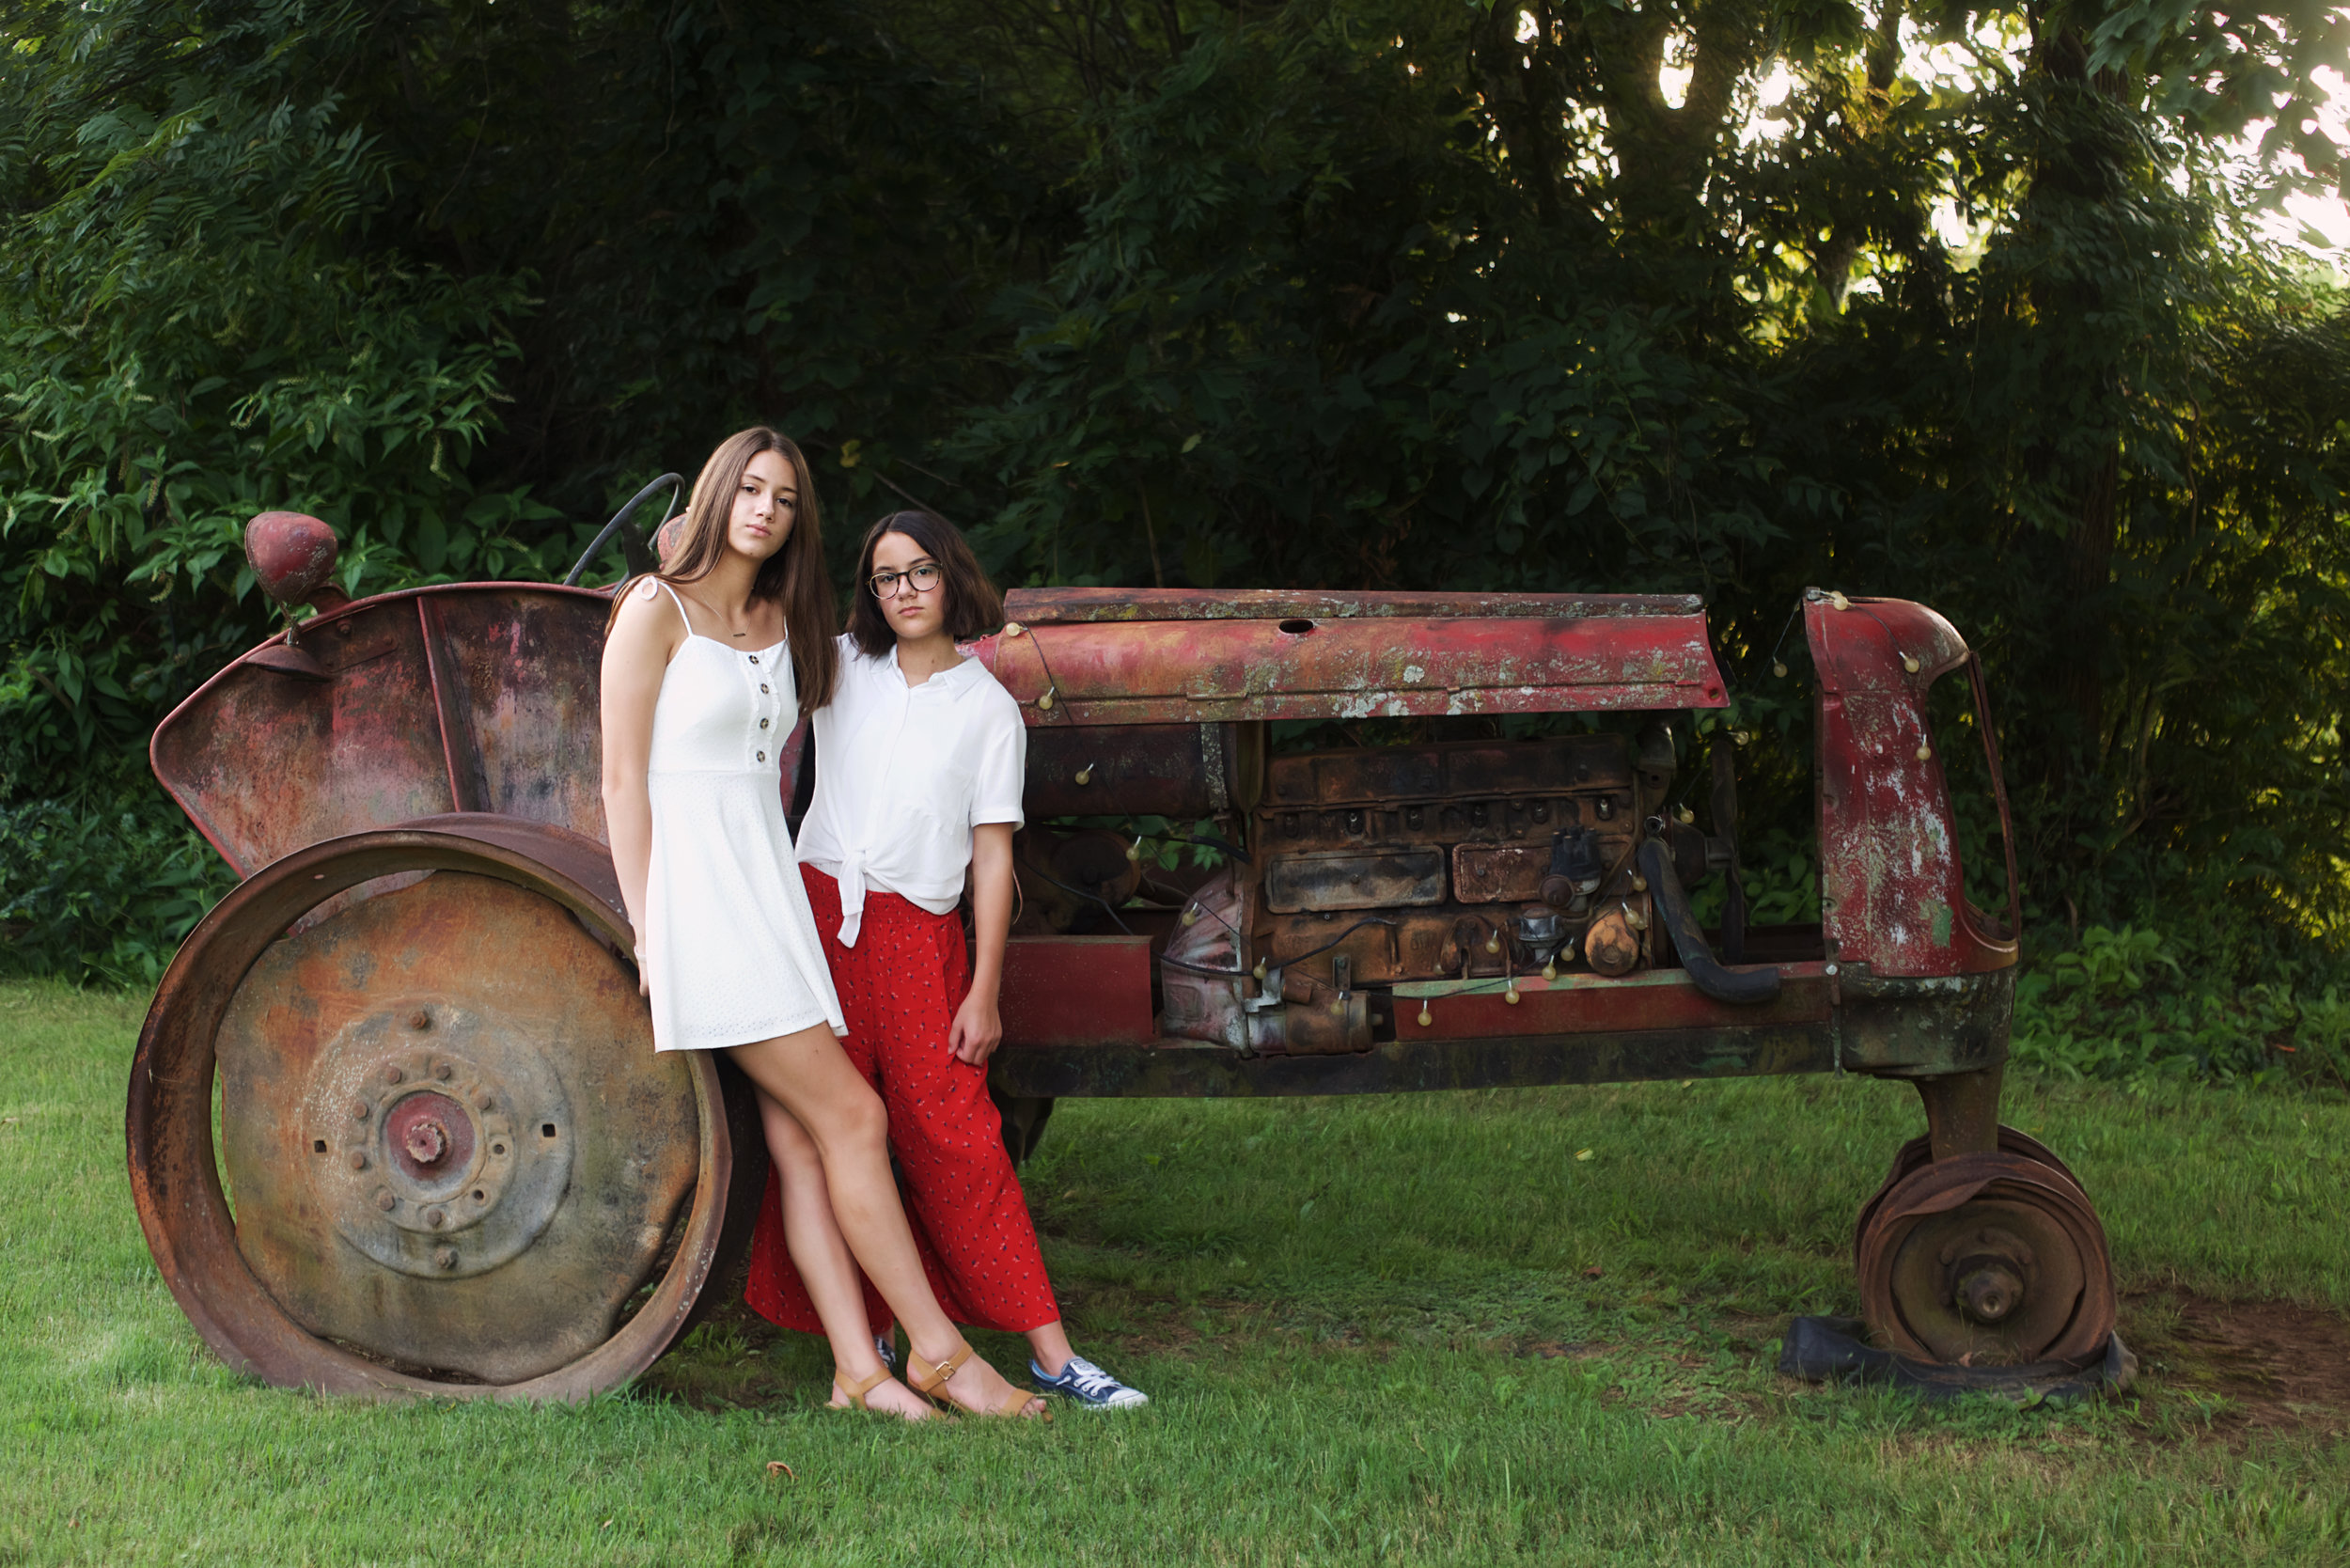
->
[948, 991, 1002, 1065]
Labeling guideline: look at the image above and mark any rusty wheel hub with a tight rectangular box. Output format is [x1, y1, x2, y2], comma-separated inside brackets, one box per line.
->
[303, 1002, 571, 1279]
[1851, 1125, 2080, 1274]
[1855, 1150, 2115, 1367]
[126, 819, 760, 1400]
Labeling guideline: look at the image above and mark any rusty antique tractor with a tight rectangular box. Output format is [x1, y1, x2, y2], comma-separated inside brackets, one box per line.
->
[127, 508, 2116, 1399]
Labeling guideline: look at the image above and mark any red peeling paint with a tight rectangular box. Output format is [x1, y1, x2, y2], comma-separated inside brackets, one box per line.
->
[1809, 594, 2016, 978]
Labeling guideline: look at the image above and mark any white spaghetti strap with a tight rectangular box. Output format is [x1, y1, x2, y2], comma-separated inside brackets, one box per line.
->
[645, 576, 695, 637]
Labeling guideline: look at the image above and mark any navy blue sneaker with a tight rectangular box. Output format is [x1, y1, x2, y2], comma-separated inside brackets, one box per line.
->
[1031, 1356, 1149, 1410]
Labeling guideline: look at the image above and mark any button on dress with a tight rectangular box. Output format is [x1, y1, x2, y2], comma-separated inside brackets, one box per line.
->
[639, 582, 844, 1052]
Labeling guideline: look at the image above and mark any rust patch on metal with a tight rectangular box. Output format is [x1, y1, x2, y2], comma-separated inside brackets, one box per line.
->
[217, 870, 694, 1383]
[1003, 588, 1706, 623]
[1451, 842, 1549, 904]
[1856, 1150, 2115, 1367]
[977, 609, 1728, 725]
[1264, 849, 1446, 913]
[151, 585, 614, 876]
[1807, 593, 2016, 979]
[128, 820, 746, 1400]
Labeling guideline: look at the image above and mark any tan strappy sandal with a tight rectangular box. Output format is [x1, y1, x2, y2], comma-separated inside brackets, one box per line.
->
[905, 1340, 1049, 1420]
[832, 1365, 900, 1413]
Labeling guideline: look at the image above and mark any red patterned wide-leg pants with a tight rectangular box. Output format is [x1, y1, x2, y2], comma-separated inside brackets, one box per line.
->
[744, 865, 1059, 1337]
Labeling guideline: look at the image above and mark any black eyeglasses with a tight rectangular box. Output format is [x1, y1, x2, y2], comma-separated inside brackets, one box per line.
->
[869, 563, 943, 598]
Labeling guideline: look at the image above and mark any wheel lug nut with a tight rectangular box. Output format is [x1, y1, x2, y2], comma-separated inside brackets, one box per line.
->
[382, 1064, 403, 1086]
[432, 1059, 452, 1080]
[425, 1207, 446, 1229]
[410, 1011, 431, 1030]
[346, 1150, 368, 1171]
[374, 1191, 396, 1212]
[351, 1100, 370, 1121]
[432, 1247, 457, 1271]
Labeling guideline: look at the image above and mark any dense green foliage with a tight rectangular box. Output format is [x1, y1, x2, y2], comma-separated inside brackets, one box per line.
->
[2, 0, 2347, 1022]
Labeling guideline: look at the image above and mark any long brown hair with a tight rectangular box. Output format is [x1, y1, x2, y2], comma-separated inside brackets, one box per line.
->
[845, 510, 1005, 658]
[610, 427, 838, 709]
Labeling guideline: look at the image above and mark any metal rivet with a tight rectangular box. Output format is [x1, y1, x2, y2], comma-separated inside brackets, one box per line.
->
[433, 1247, 457, 1271]
[426, 1207, 446, 1229]
[346, 1150, 368, 1171]
[757, 751, 765, 762]
[760, 717, 770, 729]
[375, 1191, 397, 1212]
[747, 654, 759, 664]
[409, 1011, 431, 1030]
[760, 682, 770, 694]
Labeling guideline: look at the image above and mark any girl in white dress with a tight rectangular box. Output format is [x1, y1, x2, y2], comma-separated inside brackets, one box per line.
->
[600, 428, 1042, 1421]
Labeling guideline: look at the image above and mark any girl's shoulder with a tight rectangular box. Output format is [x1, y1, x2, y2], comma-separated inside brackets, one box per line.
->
[959, 660, 1026, 732]
[609, 575, 689, 640]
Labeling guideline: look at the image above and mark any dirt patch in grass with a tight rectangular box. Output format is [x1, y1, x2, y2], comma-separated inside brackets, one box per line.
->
[642, 1269, 2350, 1448]
[2121, 1289, 2350, 1440]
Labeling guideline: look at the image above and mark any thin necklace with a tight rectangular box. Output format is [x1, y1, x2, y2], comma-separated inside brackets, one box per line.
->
[682, 588, 755, 637]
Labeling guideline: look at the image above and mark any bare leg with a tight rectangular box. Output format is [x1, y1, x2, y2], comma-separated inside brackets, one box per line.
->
[1026, 1321, 1076, 1378]
[728, 1024, 1042, 1418]
[754, 1089, 931, 1420]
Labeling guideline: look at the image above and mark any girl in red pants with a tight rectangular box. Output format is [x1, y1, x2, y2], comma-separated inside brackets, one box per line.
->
[744, 510, 1147, 1412]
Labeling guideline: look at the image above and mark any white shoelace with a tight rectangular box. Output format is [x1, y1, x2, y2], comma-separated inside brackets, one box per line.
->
[1056, 1357, 1121, 1397]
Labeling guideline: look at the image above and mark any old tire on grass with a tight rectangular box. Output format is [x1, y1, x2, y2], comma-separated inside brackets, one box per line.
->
[127, 815, 764, 1399]
[1852, 1125, 2082, 1272]
[1855, 1150, 2116, 1367]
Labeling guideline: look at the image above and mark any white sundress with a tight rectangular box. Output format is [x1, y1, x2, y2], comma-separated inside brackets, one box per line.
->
[639, 580, 845, 1052]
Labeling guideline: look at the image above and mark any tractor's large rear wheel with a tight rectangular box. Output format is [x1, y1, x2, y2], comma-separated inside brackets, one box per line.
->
[128, 816, 763, 1399]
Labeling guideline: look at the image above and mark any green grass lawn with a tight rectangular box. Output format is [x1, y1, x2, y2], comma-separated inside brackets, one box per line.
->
[3, 976, 2346, 1565]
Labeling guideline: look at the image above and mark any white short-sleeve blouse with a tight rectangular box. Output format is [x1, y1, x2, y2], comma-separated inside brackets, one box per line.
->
[795, 635, 1026, 946]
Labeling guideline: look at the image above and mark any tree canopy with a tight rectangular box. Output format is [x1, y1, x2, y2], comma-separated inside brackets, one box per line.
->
[2, 0, 2347, 984]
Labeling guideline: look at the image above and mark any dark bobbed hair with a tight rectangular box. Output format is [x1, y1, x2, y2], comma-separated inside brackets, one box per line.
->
[607, 427, 838, 709]
[846, 510, 1005, 658]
